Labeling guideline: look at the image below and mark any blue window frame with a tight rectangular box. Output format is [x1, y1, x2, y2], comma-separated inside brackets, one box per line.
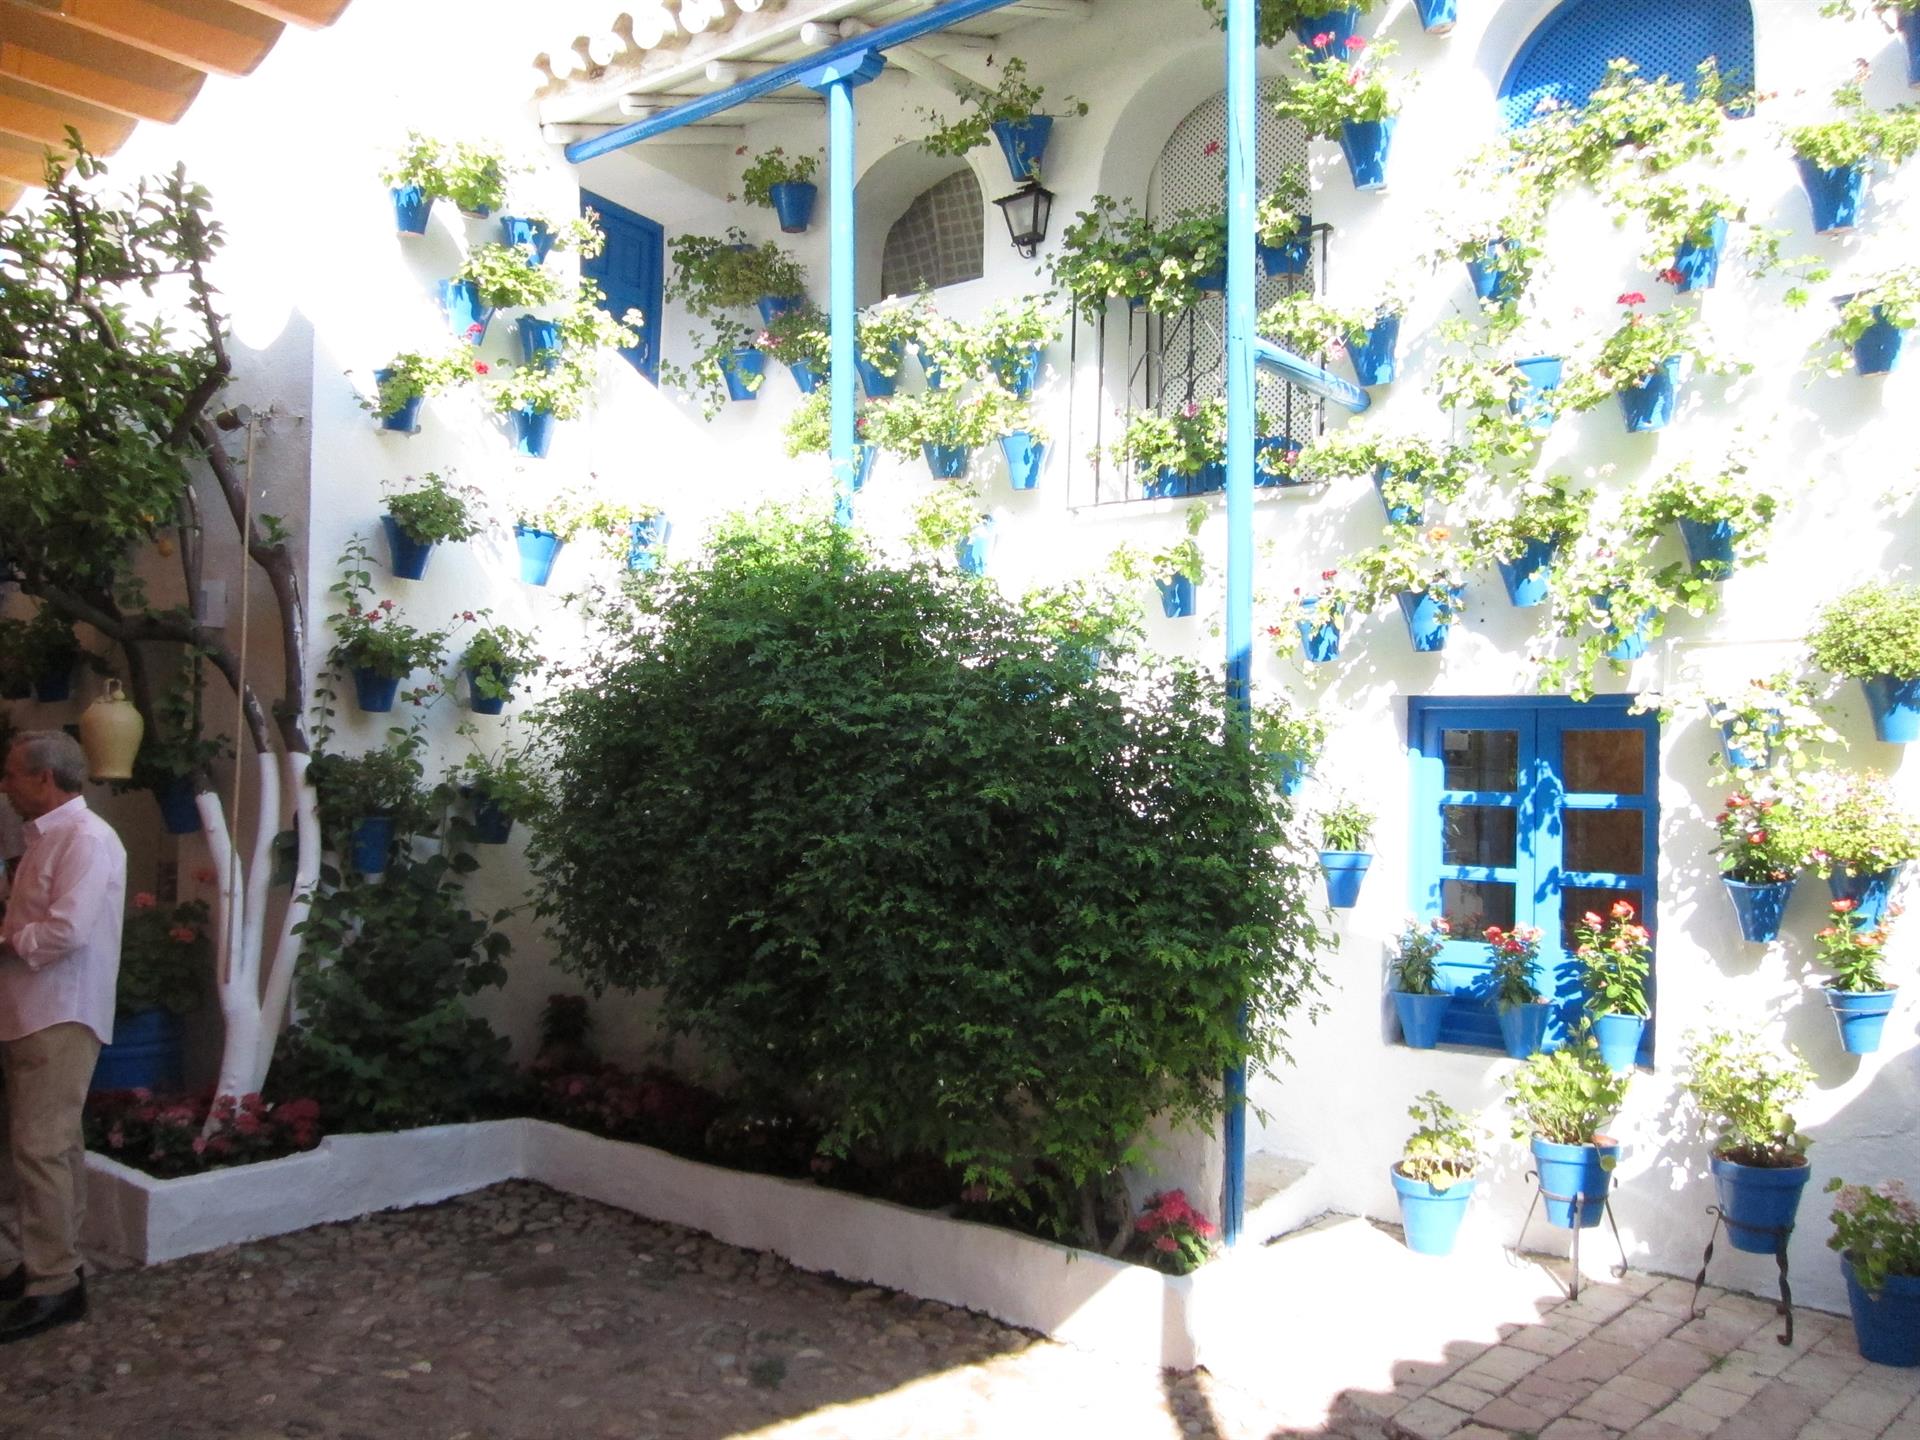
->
[580, 189, 663, 381]
[1408, 696, 1660, 1059]
[1500, 0, 1755, 130]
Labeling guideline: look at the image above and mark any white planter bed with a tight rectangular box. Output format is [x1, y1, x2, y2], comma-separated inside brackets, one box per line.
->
[85, 1118, 1211, 1370]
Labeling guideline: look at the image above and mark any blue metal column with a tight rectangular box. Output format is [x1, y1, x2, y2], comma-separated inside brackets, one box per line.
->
[802, 51, 887, 521]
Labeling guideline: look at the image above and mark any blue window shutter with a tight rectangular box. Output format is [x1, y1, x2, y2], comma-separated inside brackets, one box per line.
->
[1500, 0, 1755, 129]
[580, 189, 663, 382]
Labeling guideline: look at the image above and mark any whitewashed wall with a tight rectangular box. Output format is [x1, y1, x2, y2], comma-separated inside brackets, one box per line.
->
[85, 0, 1920, 1312]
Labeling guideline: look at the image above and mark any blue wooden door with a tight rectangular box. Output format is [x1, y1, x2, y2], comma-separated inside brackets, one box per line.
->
[580, 189, 663, 382]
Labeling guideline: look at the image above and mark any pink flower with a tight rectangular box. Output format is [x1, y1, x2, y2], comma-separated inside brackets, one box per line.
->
[1153, 1235, 1178, 1253]
[1311, 31, 1334, 47]
[466, 322, 484, 338]
[474, 362, 490, 375]
[1346, 36, 1367, 51]
[1617, 292, 1647, 307]
[168, 925, 197, 943]
[133, 892, 157, 910]
[1657, 268, 1684, 285]
[1202, 140, 1222, 158]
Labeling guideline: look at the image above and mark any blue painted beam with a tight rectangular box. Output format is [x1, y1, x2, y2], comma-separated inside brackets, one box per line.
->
[565, 0, 1029, 160]
[1255, 339, 1371, 413]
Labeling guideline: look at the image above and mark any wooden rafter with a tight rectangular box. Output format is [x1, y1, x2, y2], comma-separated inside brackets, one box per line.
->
[11, 0, 284, 78]
[0, 75, 134, 149]
[0, 5, 203, 120]
[219, 0, 348, 28]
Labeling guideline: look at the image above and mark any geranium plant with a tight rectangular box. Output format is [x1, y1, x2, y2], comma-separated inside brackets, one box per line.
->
[1149, 504, 1207, 586]
[1250, 697, 1326, 770]
[1468, 474, 1589, 565]
[858, 300, 922, 379]
[1703, 674, 1841, 774]
[84, 1089, 322, 1179]
[1196, 0, 1377, 49]
[1805, 768, 1920, 878]
[1272, 38, 1405, 140]
[781, 389, 870, 458]
[1130, 1189, 1217, 1276]
[118, 894, 211, 1016]
[1786, 84, 1920, 174]
[1679, 1022, 1813, 1168]
[1484, 925, 1545, 1007]
[364, 350, 480, 421]
[379, 133, 515, 214]
[757, 303, 831, 373]
[906, 484, 989, 558]
[863, 387, 1026, 458]
[323, 540, 450, 684]
[916, 57, 1086, 166]
[1505, 1037, 1631, 1146]
[1256, 165, 1312, 246]
[1391, 917, 1450, 995]
[1399, 1090, 1479, 1189]
[1809, 580, 1920, 681]
[739, 146, 820, 208]
[1826, 1177, 1920, 1297]
[307, 729, 434, 842]
[1258, 293, 1382, 360]
[1293, 429, 1477, 516]
[668, 229, 807, 317]
[460, 622, 543, 704]
[1046, 194, 1163, 318]
[1558, 292, 1744, 412]
[1812, 267, 1920, 377]
[1573, 900, 1653, 1018]
[1348, 524, 1468, 615]
[1272, 566, 1356, 636]
[452, 243, 565, 312]
[972, 297, 1057, 388]
[1714, 781, 1811, 884]
[449, 731, 549, 829]
[1541, 541, 1696, 700]
[1627, 450, 1778, 572]
[1818, 900, 1896, 992]
[382, 471, 485, 546]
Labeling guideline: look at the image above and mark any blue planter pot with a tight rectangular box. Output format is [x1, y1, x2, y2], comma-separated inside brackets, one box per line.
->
[850, 443, 877, 492]
[992, 345, 1043, 398]
[1397, 587, 1462, 653]
[1414, 0, 1457, 34]
[1267, 755, 1309, 796]
[955, 522, 993, 577]
[379, 515, 432, 581]
[471, 797, 514, 846]
[1670, 217, 1728, 293]
[1720, 719, 1778, 770]
[391, 185, 432, 236]
[991, 115, 1054, 182]
[517, 314, 560, 368]
[1530, 1136, 1620, 1230]
[720, 347, 765, 402]
[1294, 7, 1362, 53]
[499, 215, 554, 265]
[855, 347, 900, 399]
[1724, 877, 1794, 943]
[1862, 675, 1920, 743]
[755, 294, 802, 328]
[372, 370, 422, 434]
[155, 775, 202, 836]
[1258, 223, 1312, 278]
[514, 525, 563, 586]
[1496, 538, 1557, 608]
[626, 514, 671, 573]
[769, 181, 818, 234]
[1192, 460, 1227, 494]
[1392, 990, 1451, 1049]
[353, 668, 401, 713]
[1850, 306, 1909, 376]
[1826, 988, 1897, 1055]
[466, 665, 510, 715]
[787, 358, 824, 395]
[1192, 265, 1228, 294]
[1497, 1001, 1551, 1060]
[349, 815, 395, 877]
[1319, 849, 1372, 909]
[1000, 430, 1044, 490]
[90, 1007, 183, 1093]
[1466, 241, 1515, 303]
[1842, 1260, 1920, 1367]
[916, 347, 945, 390]
[1298, 604, 1342, 664]
[1157, 574, 1197, 620]
[439, 280, 493, 346]
[1255, 434, 1302, 487]
[1827, 864, 1903, 925]
[512, 406, 556, 459]
[1679, 518, 1739, 575]
[1392, 1167, 1473, 1256]
[1590, 1012, 1647, 1071]
[1144, 467, 1192, 500]
[1348, 314, 1401, 387]
[1711, 1157, 1812, 1256]
[1903, 10, 1920, 89]
[1617, 355, 1683, 433]
[32, 667, 70, 703]
[924, 443, 971, 480]
[1338, 117, 1395, 192]
[1597, 597, 1655, 661]
[1796, 156, 1866, 235]
[1509, 354, 1564, 432]
[1373, 467, 1423, 525]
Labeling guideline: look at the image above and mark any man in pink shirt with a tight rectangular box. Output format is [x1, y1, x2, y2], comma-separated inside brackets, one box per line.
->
[0, 730, 126, 1343]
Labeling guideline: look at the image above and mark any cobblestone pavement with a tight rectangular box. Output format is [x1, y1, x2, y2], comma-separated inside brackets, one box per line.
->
[0, 1181, 1913, 1440]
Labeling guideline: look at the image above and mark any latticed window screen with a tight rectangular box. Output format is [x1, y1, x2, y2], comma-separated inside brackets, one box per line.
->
[880, 169, 984, 298]
[1500, 0, 1755, 129]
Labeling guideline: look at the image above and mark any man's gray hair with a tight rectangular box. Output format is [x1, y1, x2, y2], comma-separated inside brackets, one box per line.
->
[10, 730, 89, 793]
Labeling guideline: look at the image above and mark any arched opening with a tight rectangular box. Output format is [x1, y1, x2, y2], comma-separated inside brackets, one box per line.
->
[879, 168, 984, 298]
[1500, 0, 1755, 128]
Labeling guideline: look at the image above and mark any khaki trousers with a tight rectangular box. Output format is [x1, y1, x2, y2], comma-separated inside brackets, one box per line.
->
[1, 1022, 98, 1297]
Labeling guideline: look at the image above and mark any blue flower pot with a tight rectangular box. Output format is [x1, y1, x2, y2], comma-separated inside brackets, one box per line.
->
[1298, 604, 1342, 664]
[372, 370, 422, 434]
[352, 668, 401, 713]
[499, 214, 554, 265]
[1850, 305, 1908, 376]
[992, 345, 1043, 397]
[916, 347, 945, 390]
[720, 347, 765, 402]
[512, 406, 555, 459]
[787, 357, 824, 395]
[380, 515, 433, 581]
[1144, 466, 1192, 500]
[471, 798, 514, 846]
[1255, 434, 1301, 487]
[1192, 264, 1228, 294]
[1192, 460, 1227, 494]
[1258, 223, 1312, 278]
[1392, 990, 1451, 1049]
[1828, 863, 1903, 925]
[1617, 355, 1682, 433]
[769, 181, 818, 234]
[1720, 719, 1778, 770]
[851, 443, 877, 492]
[1392, 1166, 1473, 1256]
[955, 521, 993, 577]
[91, 1006, 183, 1093]
[855, 346, 900, 399]
[1374, 467, 1423, 525]
[1724, 877, 1793, 943]
[1590, 1012, 1647, 1072]
[1294, 7, 1362, 54]
[32, 667, 70, 703]
[517, 314, 560, 368]
[1670, 217, 1728, 293]
[1903, 10, 1920, 89]
[1509, 354, 1564, 432]
[1466, 241, 1516, 303]
[991, 114, 1054, 182]
[155, 775, 202, 836]
[439, 280, 493, 346]
[1863, 674, 1920, 743]
[755, 294, 802, 328]
[1826, 988, 1897, 1056]
[1530, 1136, 1619, 1230]
[1268, 755, 1309, 796]
[514, 525, 563, 586]
[349, 815, 395, 877]
[1796, 156, 1866, 235]
[1157, 573, 1197, 619]
[466, 665, 509, 715]
[1397, 587, 1462, 653]
[1498, 1001, 1551, 1060]
[1319, 849, 1372, 909]
[1338, 117, 1396, 192]
[1414, 0, 1457, 34]
[391, 185, 432, 236]
[626, 514, 671, 573]
[924, 443, 971, 480]
[1348, 313, 1401, 387]
[1711, 1157, 1811, 1256]
[1496, 538, 1557, 608]
[1001, 430, 1044, 491]
[1841, 1259, 1920, 1367]
[1679, 518, 1739, 575]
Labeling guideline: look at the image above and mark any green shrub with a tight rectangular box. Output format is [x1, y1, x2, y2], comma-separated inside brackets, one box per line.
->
[1809, 581, 1920, 680]
[527, 507, 1326, 1242]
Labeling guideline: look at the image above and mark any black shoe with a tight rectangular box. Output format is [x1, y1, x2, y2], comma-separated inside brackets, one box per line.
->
[0, 1264, 80, 1303]
[0, 1277, 86, 1343]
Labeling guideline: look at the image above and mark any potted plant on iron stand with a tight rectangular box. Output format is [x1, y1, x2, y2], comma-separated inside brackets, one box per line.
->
[1506, 1038, 1633, 1286]
[1391, 1090, 1481, 1257]
[1389, 916, 1452, 1048]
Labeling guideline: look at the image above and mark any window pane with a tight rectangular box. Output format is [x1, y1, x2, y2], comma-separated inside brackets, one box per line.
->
[1443, 806, 1517, 867]
[1562, 730, 1644, 795]
[1442, 879, 1516, 936]
[1561, 886, 1646, 949]
[1442, 730, 1519, 791]
[1564, 809, 1644, 876]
